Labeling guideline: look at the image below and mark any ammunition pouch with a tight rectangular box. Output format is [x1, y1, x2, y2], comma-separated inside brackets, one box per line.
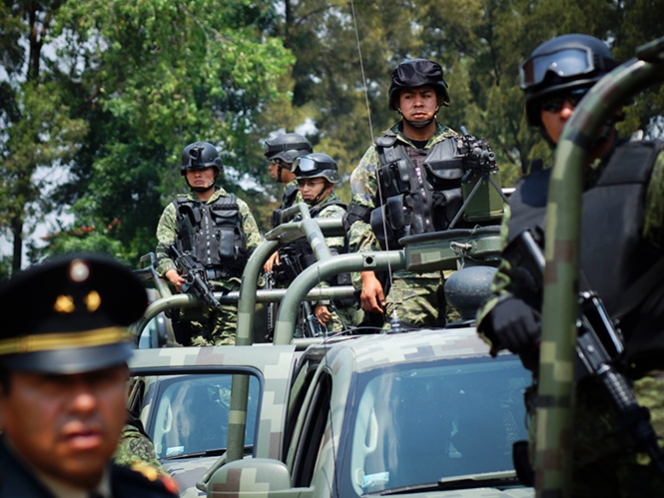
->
[271, 208, 284, 228]
[344, 203, 372, 232]
[371, 195, 409, 250]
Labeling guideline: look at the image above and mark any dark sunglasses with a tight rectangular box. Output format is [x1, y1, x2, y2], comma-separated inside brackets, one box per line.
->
[540, 88, 590, 113]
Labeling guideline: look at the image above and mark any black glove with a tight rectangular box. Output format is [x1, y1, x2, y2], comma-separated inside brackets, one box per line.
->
[489, 297, 541, 354]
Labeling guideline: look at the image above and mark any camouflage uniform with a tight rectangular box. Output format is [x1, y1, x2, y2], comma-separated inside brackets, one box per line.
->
[349, 122, 456, 330]
[477, 145, 664, 497]
[156, 187, 261, 345]
[114, 422, 165, 473]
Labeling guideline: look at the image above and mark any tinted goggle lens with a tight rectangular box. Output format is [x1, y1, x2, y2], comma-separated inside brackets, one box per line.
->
[294, 156, 318, 172]
[520, 48, 594, 89]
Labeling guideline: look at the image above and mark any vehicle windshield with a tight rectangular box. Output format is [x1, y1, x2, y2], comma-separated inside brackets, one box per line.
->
[340, 355, 530, 495]
[147, 373, 260, 459]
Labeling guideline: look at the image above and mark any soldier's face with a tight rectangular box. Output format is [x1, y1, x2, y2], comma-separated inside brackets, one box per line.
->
[398, 85, 440, 122]
[185, 167, 216, 189]
[540, 99, 576, 145]
[298, 178, 330, 204]
[0, 365, 129, 489]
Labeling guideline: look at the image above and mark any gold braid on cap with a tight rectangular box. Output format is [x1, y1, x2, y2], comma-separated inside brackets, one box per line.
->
[0, 327, 131, 356]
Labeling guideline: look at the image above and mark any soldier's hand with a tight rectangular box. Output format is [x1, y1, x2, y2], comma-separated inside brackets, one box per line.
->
[360, 271, 385, 313]
[315, 304, 331, 325]
[264, 251, 280, 273]
[165, 269, 186, 292]
[489, 297, 541, 354]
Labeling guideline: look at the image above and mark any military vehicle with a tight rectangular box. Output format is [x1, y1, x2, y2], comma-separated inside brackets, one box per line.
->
[131, 192, 534, 497]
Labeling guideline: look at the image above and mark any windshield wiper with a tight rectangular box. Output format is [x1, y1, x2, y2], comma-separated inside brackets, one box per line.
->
[373, 470, 521, 495]
[161, 448, 227, 460]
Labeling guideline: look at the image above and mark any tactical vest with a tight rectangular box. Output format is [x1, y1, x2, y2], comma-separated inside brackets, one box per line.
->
[173, 194, 247, 278]
[271, 184, 300, 228]
[284, 199, 348, 268]
[371, 134, 469, 249]
[506, 139, 664, 375]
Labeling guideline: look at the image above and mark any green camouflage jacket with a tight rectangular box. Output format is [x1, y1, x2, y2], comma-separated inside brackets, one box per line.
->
[348, 121, 457, 254]
[477, 144, 664, 355]
[155, 187, 261, 278]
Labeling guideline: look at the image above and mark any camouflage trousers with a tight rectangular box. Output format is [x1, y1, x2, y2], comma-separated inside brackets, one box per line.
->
[527, 372, 664, 497]
[182, 279, 240, 346]
[383, 270, 445, 331]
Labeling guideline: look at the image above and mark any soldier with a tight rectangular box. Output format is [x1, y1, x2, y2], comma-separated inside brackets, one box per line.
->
[114, 412, 166, 475]
[156, 141, 261, 346]
[263, 132, 313, 224]
[476, 34, 664, 496]
[347, 58, 485, 330]
[279, 153, 355, 333]
[0, 254, 179, 497]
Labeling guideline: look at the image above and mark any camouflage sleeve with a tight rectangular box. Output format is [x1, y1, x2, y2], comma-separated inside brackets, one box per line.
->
[317, 204, 346, 251]
[475, 203, 515, 355]
[155, 203, 178, 277]
[348, 145, 380, 253]
[237, 197, 262, 252]
[113, 423, 166, 473]
[643, 148, 664, 247]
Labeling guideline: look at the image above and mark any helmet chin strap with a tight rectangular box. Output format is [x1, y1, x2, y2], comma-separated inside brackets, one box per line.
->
[306, 181, 331, 205]
[399, 106, 440, 129]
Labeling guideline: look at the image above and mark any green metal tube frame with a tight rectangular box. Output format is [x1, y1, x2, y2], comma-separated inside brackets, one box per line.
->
[537, 38, 664, 497]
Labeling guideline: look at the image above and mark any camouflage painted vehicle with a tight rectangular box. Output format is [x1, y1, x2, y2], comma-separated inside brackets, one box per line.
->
[204, 326, 534, 497]
[128, 344, 299, 497]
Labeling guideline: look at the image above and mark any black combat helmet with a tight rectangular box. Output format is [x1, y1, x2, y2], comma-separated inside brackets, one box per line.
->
[263, 133, 313, 165]
[388, 59, 450, 111]
[520, 34, 618, 127]
[292, 153, 340, 184]
[181, 141, 222, 192]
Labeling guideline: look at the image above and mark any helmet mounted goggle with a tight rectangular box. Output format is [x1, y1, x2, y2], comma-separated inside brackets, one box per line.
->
[263, 139, 310, 160]
[519, 47, 616, 90]
[292, 155, 340, 183]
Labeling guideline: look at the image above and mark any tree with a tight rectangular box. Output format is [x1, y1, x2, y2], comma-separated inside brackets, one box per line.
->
[0, 1, 87, 273]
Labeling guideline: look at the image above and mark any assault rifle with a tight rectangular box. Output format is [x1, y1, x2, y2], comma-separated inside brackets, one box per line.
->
[507, 229, 664, 474]
[265, 271, 276, 340]
[277, 253, 326, 338]
[300, 299, 327, 338]
[170, 245, 221, 310]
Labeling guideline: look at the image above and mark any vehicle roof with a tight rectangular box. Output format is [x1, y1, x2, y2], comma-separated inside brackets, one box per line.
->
[304, 326, 494, 373]
[129, 343, 297, 370]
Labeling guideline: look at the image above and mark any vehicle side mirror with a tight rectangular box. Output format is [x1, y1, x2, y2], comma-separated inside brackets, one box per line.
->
[207, 458, 312, 498]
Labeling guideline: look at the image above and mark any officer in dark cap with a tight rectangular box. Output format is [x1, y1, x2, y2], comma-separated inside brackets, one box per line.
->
[0, 254, 178, 497]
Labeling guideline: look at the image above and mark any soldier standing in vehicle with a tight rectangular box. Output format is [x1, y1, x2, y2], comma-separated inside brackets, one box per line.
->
[476, 34, 664, 496]
[347, 58, 484, 330]
[263, 132, 313, 224]
[156, 141, 261, 346]
[0, 254, 179, 498]
[281, 153, 356, 332]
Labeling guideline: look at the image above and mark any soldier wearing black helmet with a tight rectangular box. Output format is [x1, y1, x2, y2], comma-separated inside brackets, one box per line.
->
[155, 141, 261, 346]
[0, 254, 179, 497]
[347, 58, 488, 330]
[477, 34, 664, 495]
[263, 133, 313, 222]
[269, 153, 356, 333]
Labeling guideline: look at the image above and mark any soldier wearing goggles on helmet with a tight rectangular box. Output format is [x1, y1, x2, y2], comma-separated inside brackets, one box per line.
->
[270, 154, 357, 334]
[155, 141, 261, 346]
[263, 133, 313, 224]
[477, 34, 664, 496]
